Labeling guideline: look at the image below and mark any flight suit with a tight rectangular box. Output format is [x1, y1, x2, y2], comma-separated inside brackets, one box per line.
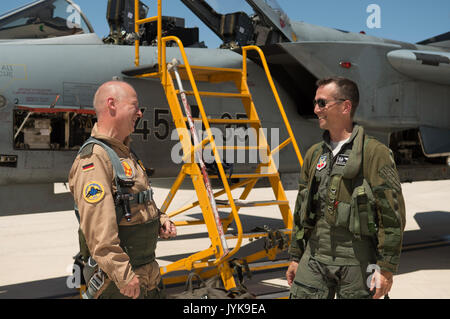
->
[69, 123, 169, 299]
[289, 125, 405, 299]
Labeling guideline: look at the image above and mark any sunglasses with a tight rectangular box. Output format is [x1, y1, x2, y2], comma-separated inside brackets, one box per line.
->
[313, 98, 346, 108]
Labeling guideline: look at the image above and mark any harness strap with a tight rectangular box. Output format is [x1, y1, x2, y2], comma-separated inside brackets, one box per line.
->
[76, 137, 154, 224]
[79, 137, 132, 184]
[129, 188, 154, 205]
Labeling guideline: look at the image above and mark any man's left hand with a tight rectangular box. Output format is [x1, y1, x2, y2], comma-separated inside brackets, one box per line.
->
[159, 220, 177, 239]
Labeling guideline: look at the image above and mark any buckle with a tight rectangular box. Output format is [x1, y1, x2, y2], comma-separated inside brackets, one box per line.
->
[138, 189, 153, 204]
[89, 271, 104, 291]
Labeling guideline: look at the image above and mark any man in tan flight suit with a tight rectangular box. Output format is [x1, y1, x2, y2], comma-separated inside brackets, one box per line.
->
[69, 81, 176, 299]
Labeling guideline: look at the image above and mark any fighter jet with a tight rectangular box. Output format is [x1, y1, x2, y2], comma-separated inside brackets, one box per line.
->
[0, 0, 449, 215]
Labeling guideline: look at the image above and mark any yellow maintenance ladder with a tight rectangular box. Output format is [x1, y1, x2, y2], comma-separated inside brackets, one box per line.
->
[129, 0, 303, 291]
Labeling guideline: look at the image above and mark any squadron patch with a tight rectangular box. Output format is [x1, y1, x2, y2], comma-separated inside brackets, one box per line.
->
[336, 154, 349, 166]
[83, 182, 105, 203]
[121, 160, 134, 178]
[317, 155, 327, 171]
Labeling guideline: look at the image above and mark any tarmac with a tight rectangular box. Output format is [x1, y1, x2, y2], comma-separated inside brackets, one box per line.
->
[0, 179, 449, 299]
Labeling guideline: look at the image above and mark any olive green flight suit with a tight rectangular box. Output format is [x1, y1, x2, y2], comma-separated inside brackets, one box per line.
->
[289, 125, 405, 299]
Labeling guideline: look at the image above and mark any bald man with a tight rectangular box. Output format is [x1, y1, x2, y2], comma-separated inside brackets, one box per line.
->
[69, 81, 176, 299]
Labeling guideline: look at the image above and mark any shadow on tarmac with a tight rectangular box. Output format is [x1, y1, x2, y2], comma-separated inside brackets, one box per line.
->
[1, 211, 449, 299]
[398, 211, 450, 275]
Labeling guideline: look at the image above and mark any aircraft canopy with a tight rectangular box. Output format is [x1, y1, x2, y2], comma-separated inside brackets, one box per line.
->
[0, 0, 94, 39]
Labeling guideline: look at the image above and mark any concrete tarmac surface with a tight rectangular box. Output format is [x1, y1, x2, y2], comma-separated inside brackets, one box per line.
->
[0, 180, 449, 299]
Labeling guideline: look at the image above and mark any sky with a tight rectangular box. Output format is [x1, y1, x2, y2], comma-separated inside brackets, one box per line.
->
[0, 0, 448, 48]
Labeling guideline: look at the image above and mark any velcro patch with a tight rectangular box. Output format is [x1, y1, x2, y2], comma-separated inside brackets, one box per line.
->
[121, 160, 134, 178]
[336, 154, 349, 166]
[83, 182, 105, 203]
[378, 165, 401, 192]
[316, 155, 327, 171]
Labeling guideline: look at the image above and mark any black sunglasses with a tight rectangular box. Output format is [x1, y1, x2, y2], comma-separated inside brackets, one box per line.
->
[313, 98, 346, 108]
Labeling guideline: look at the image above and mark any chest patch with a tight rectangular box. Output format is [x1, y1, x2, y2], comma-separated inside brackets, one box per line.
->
[317, 155, 327, 171]
[336, 154, 349, 166]
[121, 160, 135, 178]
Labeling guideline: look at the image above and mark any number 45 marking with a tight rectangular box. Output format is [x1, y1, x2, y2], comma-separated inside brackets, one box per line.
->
[134, 108, 150, 141]
[133, 107, 171, 141]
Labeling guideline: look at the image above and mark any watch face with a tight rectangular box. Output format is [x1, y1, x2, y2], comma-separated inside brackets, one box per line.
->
[0, 95, 6, 108]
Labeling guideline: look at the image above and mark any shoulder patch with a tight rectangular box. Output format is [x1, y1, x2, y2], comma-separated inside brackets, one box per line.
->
[82, 163, 95, 172]
[378, 165, 401, 192]
[83, 181, 105, 203]
[121, 160, 135, 178]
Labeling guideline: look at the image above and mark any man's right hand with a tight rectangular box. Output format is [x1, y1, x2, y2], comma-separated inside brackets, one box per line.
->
[286, 261, 299, 286]
[120, 276, 141, 299]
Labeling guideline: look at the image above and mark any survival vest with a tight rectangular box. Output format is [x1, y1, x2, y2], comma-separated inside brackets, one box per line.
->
[74, 137, 158, 268]
[297, 127, 379, 240]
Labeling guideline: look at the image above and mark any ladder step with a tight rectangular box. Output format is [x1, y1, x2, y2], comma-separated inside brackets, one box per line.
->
[248, 259, 291, 272]
[204, 146, 266, 150]
[225, 229, 291, 240]
[176, 90, 251, 99]
[215, 199, 289, 208]
[208, 172, 278, 179]
[174, 65, 242, 82]
[182, 117, 260, 125]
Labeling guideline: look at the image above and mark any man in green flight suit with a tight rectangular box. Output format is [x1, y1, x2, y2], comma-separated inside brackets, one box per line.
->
[286, 77, 406, 299]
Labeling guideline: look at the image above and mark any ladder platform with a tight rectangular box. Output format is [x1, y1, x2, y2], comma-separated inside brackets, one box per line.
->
[215, 199, 289, 208]
[122, 64, 159, 77]
[173, 65, 243, 82]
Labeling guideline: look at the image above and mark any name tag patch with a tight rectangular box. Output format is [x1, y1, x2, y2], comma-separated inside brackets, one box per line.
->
[316, 155, 327, 171]
[336, 154, 349, 166]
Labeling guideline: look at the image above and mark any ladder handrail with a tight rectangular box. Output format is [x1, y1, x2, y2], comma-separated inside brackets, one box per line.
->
[160, 35, 244, 264]
[134, 0, 162, 69]
[242, 45, 304, 168]
[132, 1, 301, 289]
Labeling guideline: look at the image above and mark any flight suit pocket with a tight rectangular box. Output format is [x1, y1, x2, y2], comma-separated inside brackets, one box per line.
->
[350, 184, 377, 237]
[290, 281, 325, 299]
[335, 202, 351, 228]
[298, 188, 309, 224]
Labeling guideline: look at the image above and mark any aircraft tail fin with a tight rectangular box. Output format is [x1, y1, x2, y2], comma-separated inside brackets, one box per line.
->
[417, 31, 450, 48]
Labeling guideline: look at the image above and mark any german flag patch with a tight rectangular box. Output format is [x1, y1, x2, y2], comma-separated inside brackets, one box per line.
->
[82, 163, 95, 172]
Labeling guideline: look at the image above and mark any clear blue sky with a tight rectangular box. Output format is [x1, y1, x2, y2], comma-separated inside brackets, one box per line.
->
[1, 0, 449, 48]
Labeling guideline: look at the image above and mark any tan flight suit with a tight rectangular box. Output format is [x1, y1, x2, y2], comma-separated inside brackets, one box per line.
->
[69, 123, 169, 298]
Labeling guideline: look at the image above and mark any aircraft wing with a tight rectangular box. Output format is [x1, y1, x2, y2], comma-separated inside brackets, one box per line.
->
[387, 50, 450, 86]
